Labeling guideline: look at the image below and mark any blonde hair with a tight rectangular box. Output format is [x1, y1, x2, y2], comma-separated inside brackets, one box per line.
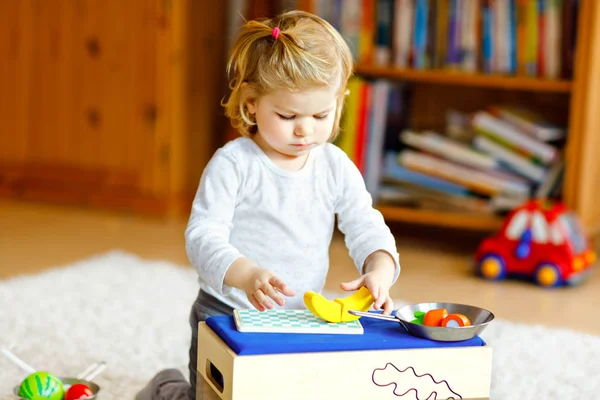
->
[222, 10, 353, 139]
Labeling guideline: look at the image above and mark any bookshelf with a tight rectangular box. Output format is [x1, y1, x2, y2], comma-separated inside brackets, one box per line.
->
[354, 65, 573, 93]
[376, 205, 504, 230]
[297, 0, 600, 235]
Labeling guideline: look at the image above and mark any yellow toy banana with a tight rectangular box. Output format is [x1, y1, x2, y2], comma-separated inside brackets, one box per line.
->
[304, 286, 374, 323]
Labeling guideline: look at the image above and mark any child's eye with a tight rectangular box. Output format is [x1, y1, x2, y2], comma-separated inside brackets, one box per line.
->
[314, 114, 329, 120]
[276, 113, 295, 120]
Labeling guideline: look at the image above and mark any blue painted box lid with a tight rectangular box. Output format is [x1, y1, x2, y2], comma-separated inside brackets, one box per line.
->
[205, 312, 486, 356]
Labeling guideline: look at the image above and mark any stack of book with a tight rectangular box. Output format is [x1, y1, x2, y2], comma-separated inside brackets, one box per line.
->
[379, 106, 565, 215]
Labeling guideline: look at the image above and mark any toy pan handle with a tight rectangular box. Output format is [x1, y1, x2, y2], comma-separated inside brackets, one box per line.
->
[348, 310, 399, 322]
[0, 347, 36, 374]
[77, 361, 107, 382]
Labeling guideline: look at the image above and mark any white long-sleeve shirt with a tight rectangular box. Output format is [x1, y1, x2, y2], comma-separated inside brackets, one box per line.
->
[185, 137, 400, 310]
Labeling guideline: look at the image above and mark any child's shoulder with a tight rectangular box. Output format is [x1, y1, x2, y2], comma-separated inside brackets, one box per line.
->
[321, 142, 344, 155]
[317, 142, 353, 166]
[219, 136, 255, 155]
[212, 137, 257, 163]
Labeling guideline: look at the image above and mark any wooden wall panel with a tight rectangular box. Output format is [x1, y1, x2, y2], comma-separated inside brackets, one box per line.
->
[76, 0, 159, 177]
[135, 0, 161, 194]
[159, 0, 229, 215]
[81, 0, 107, 169]
[69, 0, 90, 169]
[183, 1, 229, 197]
[1, 1, 34, 162]
[0, 1, 163, 203]
[55, 0, 80, 165]
[0, 0, 231, 216]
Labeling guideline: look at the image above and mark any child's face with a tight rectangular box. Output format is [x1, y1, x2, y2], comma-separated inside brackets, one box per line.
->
[246, 82, 339, 164]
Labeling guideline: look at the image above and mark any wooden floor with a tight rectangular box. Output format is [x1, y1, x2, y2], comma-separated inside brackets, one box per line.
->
[2, 199, 599, 336]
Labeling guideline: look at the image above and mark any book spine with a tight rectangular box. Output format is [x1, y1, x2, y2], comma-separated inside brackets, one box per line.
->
[383, 152, 470, 196]
[472, 112, 557, 164]
[375, 0, 394, 66]
[399, 150, 530, 197]
[473, 135, 548, 182]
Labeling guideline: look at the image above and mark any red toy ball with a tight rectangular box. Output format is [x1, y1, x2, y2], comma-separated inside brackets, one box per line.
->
[474, 199, 596, 287]
[64, 383, 94, 400]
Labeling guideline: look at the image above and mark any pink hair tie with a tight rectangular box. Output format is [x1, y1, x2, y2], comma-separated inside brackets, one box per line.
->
[272, 26, 281, 40]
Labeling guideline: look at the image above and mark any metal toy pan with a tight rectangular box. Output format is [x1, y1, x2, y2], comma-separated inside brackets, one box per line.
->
[349, 302, 494, 342]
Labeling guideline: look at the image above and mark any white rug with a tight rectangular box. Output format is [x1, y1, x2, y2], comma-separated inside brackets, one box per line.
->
[1, 251, 599, 400]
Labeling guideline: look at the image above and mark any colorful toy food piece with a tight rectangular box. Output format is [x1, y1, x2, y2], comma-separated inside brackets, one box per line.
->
[64, 383, 94, 400]
[304, 286, 374, 323]
[410, 311, 425, 324]
[304, 291, 342, 323]
[18, 372, 64, 400]
[441, 313, 472, 328]
[423, 308, 448, 327]
[334, 286, 375, 321]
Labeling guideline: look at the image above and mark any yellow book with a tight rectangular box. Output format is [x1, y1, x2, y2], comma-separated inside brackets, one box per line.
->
[337, 77, 364, 162]
[516, 0, 528, 76]
[436, 0, 449, 69]
[525, 0, 538, 77]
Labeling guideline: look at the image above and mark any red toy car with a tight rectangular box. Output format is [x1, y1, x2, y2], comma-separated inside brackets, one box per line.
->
[474, 200, 596, 287]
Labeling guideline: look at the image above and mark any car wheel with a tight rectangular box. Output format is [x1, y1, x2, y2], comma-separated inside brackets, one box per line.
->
[535, 263, 563, 287]
[477, 254, 507, 281]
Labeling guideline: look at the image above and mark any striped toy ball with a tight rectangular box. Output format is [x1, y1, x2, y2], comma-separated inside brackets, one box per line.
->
[18, 372, 64, 400]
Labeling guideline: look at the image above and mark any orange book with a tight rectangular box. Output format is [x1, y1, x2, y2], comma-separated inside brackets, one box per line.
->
[359, 0, 375, 64]
[538, 0, 546, 77]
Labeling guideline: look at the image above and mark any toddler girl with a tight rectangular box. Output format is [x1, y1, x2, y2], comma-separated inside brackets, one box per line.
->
[136, 9, 400, 400]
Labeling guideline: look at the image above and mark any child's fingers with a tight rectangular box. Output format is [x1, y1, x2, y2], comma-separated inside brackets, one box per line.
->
[340, 277, 364, 292]
[248, 294, 266, 312]
[370, 286, 383, 309]
[269, 276, 295, 297]
[382, 297, 394, 315]
[261, 282, 285, 306]
[253, 289, 273, 310]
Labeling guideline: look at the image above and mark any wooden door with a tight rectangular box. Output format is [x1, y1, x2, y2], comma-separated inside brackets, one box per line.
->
[0, 0, 163, 211]
[565, 0, 600, 235]
[0, 0, 227, 216]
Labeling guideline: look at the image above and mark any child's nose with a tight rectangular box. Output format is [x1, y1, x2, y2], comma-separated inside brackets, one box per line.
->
[294, 121, 310, 137]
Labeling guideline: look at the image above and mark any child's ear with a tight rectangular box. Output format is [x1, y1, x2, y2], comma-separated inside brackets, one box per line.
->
[241, 82, 257, 115]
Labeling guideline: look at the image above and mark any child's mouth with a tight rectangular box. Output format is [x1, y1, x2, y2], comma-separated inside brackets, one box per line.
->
[292, 143, 312, 149]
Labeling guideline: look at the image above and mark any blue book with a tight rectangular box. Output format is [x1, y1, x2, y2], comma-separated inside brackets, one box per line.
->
[375, 0, 394, 53]
[413, 0, 429, 69]
[509, 0, 517, 74]
[482, 1, 493, 73]
[383, 152, 469, 196]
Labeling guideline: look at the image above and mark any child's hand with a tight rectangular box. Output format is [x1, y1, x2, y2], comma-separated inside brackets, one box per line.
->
[339, 251, 396, 315]
[243, 267, 296, 311]
[340, 272, 394, 315]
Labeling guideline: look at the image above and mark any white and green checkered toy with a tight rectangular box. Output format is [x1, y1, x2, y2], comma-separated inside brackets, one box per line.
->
[233, 309, 364, 334]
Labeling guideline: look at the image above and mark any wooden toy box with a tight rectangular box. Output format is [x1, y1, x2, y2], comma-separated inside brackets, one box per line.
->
[197, 316, 492, 400]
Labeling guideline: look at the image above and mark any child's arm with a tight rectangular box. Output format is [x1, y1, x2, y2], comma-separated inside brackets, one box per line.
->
[185, 149, 294, 309]
[333, 151, 401, 314]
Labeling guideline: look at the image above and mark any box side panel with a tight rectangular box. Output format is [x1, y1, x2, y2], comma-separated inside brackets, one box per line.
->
[232, 346, 492, 400]
[197, 322, 238, 399]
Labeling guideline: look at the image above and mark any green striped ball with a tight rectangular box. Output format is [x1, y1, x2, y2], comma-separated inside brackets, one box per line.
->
[18, 372, 64, 400]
